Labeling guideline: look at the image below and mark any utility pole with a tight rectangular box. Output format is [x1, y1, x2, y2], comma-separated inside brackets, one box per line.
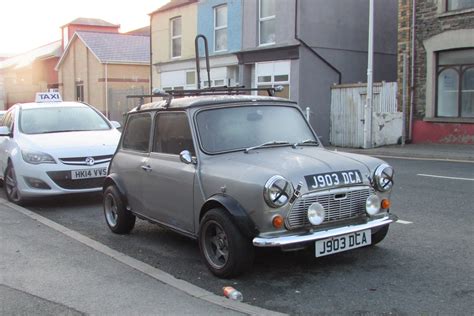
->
[364, 0, 374, 149]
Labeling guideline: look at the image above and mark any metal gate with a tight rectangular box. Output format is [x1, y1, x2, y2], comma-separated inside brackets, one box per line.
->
[330, 82, 402, 148]
[108, 87, 145, 123]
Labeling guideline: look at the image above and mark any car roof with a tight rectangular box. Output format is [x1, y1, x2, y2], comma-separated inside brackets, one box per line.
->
[134, 95, 296, 112]
[17, 101, 90, 110]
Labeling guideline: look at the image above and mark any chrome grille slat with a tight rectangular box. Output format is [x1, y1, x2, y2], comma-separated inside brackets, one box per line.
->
[286, 187, 372, 229]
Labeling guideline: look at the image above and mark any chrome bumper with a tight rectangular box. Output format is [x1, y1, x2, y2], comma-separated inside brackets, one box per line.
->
[253, 214, 398, 247]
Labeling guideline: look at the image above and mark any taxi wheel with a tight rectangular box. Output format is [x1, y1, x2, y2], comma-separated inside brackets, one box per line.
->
[4, 163, 25, 205]
[371, 225, 389, 246]
[103, 185, 135, 234]
[199, 208, 254, 278]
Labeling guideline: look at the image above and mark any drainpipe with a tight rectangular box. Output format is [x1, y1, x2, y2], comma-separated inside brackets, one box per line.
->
[105, 63, 109, 118]
[149, 16, 153, 98]
[294, 0, 342, 84]
[409, 0, 416, 141]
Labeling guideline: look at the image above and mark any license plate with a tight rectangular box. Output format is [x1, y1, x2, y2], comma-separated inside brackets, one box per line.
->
[71, 167, 107, 180]
[305, 170, 363, 190]
[315, 229, 371, 257]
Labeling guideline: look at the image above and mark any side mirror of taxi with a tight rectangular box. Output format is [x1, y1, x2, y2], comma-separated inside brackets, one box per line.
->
[111, 121, 121, 129]
[0, 126, 11, 137]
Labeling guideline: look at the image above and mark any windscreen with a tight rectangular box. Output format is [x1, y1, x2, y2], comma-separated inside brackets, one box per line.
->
[20, 106, 111, 134]
[196, 105, 317, 153]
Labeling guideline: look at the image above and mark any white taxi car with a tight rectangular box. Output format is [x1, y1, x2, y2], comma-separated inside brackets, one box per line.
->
[0, 93, 121, 204]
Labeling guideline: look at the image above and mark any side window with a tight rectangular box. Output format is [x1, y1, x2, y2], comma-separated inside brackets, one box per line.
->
[122, 113, 152, 152]
[153, 112, 195, 155]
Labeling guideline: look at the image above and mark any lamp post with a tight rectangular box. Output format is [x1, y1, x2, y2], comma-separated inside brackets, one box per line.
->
[364, 0, 374, 149]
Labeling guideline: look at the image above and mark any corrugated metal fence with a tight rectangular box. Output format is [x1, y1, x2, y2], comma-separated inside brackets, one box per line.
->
[330, 82, 402, 148]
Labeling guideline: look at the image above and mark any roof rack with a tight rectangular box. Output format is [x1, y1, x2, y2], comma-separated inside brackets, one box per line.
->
[127, 34, 283, 110]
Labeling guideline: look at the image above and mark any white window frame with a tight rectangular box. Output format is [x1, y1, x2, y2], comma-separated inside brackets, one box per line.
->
[255, 61, 291, 98]
[214, 4, 228, 52]
[170, 17, 182, 59]
[258, 0, 276, 46]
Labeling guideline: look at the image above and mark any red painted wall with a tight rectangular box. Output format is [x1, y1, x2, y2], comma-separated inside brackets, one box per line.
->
[412, 120, 474, 144]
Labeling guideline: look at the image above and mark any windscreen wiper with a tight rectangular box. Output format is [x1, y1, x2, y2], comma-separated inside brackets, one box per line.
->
[244, 141, 290, 153]
[292, 139, 319, 148]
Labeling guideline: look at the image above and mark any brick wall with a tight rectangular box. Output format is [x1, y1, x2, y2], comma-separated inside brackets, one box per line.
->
[397, 0, 474, 134]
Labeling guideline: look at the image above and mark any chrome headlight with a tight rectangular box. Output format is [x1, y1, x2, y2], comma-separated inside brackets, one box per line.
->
[373, 163, 394, 192]
[264, 175, 294, 208]
[21, 150, 56, 164]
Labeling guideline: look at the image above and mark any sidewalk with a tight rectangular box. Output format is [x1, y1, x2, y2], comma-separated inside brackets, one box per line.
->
[327, 143, 474, 162]
[0, 200, 282, 316]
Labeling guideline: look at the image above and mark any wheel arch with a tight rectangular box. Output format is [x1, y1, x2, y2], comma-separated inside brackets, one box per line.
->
[200, 194, 259, 239]
[103, 173, 128, 206]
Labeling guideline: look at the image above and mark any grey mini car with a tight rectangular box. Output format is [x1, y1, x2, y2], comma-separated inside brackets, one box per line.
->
[103, 93, 397, 278]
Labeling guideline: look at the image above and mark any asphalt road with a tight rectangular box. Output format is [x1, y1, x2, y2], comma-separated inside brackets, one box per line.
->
[8, 157, 474, 315]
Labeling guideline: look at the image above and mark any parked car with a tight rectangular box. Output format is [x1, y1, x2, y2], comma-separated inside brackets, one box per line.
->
[0, 95, 121, 205]
[103, 92, 397, 278]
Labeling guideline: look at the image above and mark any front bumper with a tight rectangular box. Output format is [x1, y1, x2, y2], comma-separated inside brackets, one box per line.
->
[253, 214, 398, 247]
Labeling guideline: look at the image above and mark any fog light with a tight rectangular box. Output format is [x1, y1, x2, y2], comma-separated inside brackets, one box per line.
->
[272, 215, 284, 229]
[24, 177, 51, 190]
[308, 202, 325, 225]
[381, 199, 391, 209]
[366, 195, 381, 215]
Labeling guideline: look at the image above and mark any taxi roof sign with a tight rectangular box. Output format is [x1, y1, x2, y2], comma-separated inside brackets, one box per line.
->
[35, 92, 62, 103]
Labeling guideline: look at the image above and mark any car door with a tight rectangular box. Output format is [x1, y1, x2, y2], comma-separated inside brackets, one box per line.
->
[116, 112, 153, 213]
[141, 111, 196, 234]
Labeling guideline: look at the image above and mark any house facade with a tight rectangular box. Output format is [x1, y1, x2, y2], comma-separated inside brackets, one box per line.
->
[56, 31, 150, 121]
[149, 0, 398, 143]
[398, 0, 474, 144]
[0, 41, 62, 108]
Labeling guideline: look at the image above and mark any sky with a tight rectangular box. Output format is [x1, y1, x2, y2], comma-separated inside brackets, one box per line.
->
[0, 0, 169, 56]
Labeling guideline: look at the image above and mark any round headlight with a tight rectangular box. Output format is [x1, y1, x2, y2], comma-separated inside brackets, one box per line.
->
[264, 175, 294, 208]
[373, 164, 394, 192]
[308, 202, 326, 225]
[366, 194, 381, 215]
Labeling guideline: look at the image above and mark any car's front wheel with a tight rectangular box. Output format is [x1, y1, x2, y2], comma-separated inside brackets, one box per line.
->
[199, 208, 254, 278]
[4, 162, 25, 205]
[103, 185, 136, 234]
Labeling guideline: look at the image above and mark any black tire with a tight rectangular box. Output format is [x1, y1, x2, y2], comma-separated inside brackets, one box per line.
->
[4, 162, 26, 205]
[371, 225, 389, 246]
[103, 185, 136, 234]
[199, 208, 254, 278]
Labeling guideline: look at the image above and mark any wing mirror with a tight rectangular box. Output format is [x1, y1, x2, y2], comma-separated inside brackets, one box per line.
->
[179, 150, 196, 165]
[110, 121, 121, 129]
[0, 126, 11, 137]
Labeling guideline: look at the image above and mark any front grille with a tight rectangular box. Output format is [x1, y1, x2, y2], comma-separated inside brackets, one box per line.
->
[286, 186, 372, 230]
[47, 171, 104, 190]
[59, 155, 113, 166]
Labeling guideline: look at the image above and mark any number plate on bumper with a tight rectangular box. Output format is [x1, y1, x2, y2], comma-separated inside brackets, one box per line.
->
[71, 167, 107, 180]
[315, 229, 371, 257]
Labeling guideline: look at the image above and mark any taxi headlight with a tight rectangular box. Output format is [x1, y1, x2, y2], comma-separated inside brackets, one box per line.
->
[373, 163, 394, 192]
[264, 175, 294, 208]
[21, 150, 56, 164]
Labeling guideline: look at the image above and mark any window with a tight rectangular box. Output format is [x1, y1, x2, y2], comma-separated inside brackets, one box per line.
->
[196, 106, 316, 154]
[256, 61, 290, 98]
[171, 17, 182, 58]
[153, 112, 194, 155]
[446, 0, 474, 11]
[122, 114, 152, 152]
[259, 0, 276, 46]
[436, 49, 474, 118]
[186, 71, 196, 88]
[75, 83, 84, 102]
[214, 5, 228, 52]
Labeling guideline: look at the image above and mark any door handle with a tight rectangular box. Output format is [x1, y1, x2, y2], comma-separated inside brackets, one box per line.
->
[141, 165, 152, 172]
